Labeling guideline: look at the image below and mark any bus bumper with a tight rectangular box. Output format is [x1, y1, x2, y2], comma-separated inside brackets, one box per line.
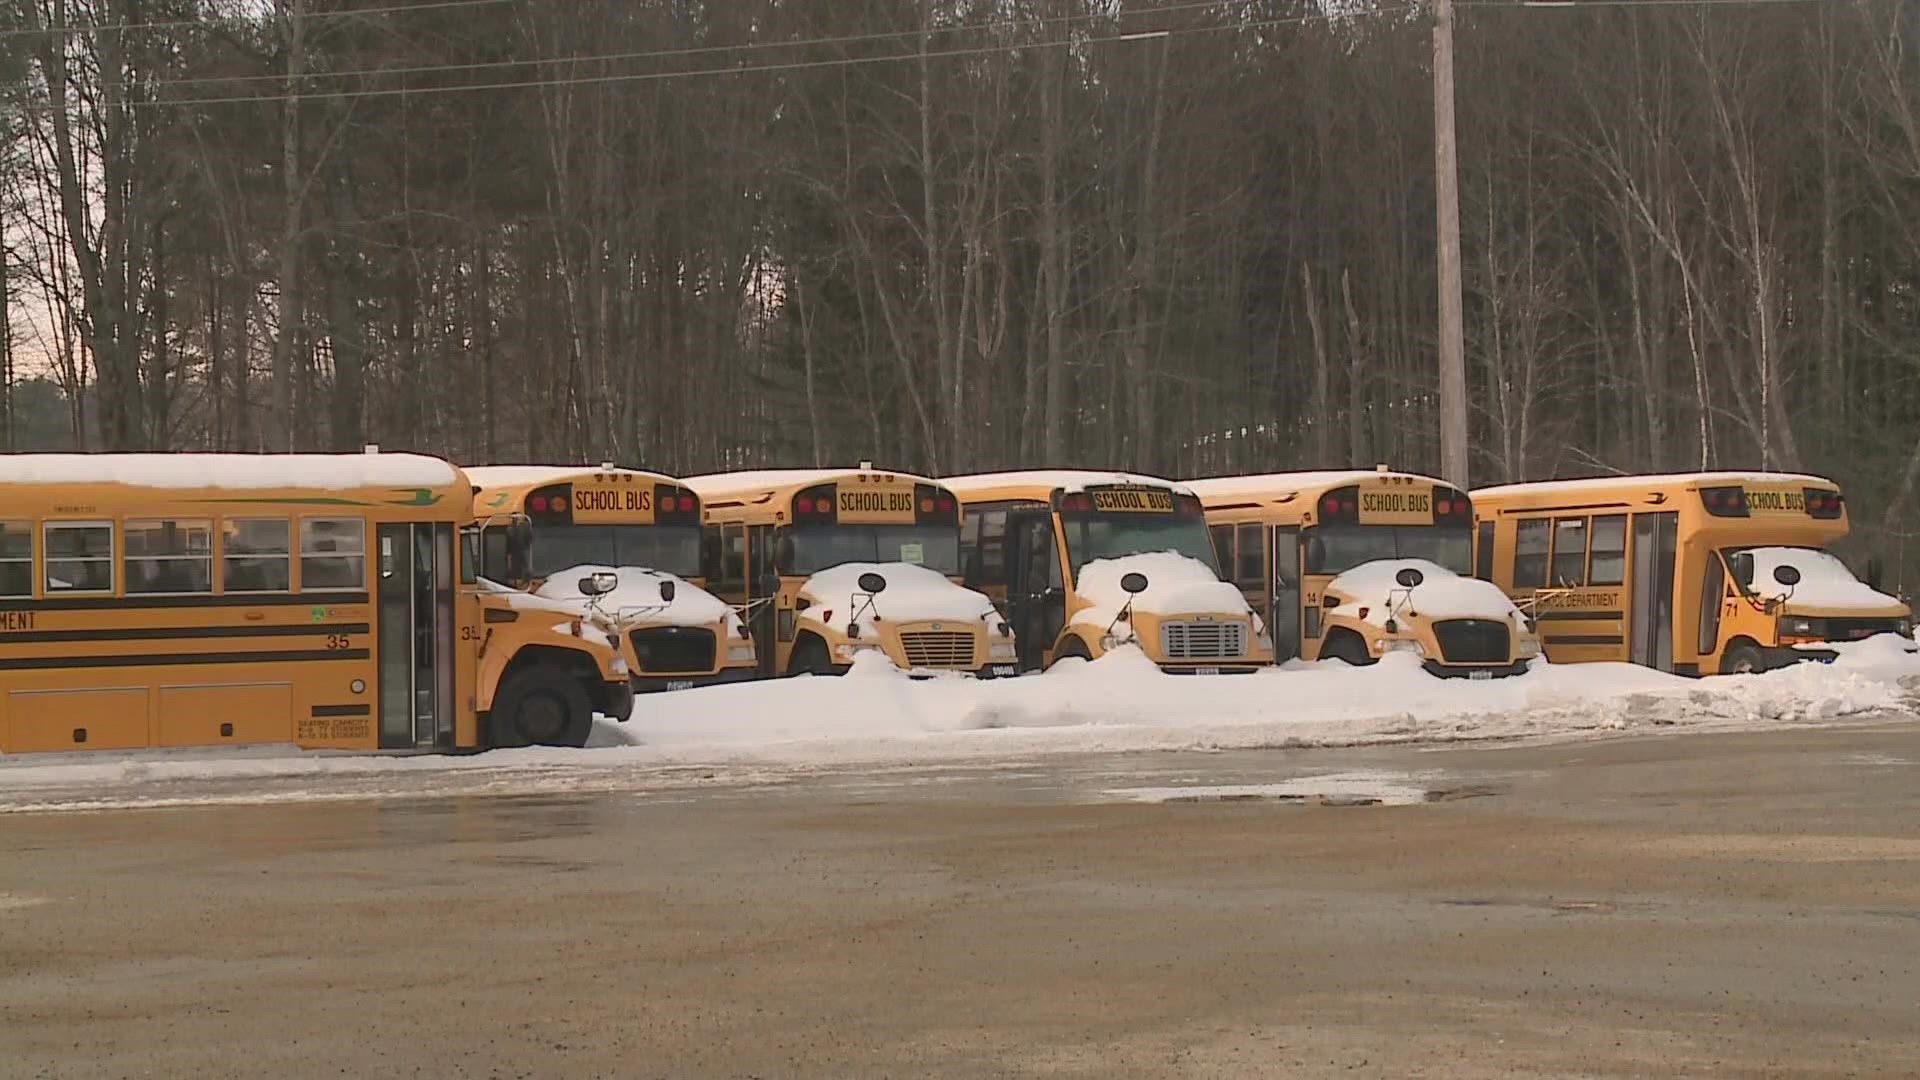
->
[631, 667, 760, 694]
[598, 679, 636, 722]
[1421, 659, 1530, 680]
[1158, 663, 1264, 675]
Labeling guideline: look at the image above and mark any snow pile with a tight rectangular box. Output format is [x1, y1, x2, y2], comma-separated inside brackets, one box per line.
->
[802, 562, 1003, 635]
[537, 564, 735, 630]
[1743, 548, 1905, 611]
[1072, 552, 1249, 632]
[0, 453, 457, 490]
[1326, 559, 1522, 627]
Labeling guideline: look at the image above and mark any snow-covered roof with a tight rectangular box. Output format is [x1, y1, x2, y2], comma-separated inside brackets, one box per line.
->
[685, 468, 939, 497]
[944, 470, 1193, 497]
[467, 464, 679, 489]
[0, 453, 459, 491]
[1186, 470, 1444, 502]
[1475, 472, 1834, 499]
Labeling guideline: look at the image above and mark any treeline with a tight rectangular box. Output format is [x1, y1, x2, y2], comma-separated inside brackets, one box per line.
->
[4, 0, 1920, 577]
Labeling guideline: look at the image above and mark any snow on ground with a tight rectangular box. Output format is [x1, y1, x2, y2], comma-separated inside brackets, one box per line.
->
[3, 636, 1917, 811]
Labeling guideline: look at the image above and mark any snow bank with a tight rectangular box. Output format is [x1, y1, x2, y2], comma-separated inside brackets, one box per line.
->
[5, 639, 1916, 809]
[1326, 559, 1521, 626]
[537, 564, 735, 629]
[1071, 552, 1249, 631]
[1743, 548, 1905, 611]
[0, 453, 457, 490]
[802, 562, 1002, 635]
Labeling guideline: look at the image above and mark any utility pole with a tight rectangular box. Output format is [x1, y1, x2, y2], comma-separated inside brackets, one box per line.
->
[1433, 0, 1469, 490]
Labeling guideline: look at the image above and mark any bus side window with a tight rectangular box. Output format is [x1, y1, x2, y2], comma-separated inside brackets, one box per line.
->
[44, 521, 115, 593]
[1552, 517, 1589, 587]
[1475, 521, 1494, 582]
[1512, 520, 1549, 588]
[1235, 523, 1263, 588]
[1588, 515, 1627, 586]
[1210, 525, 1233, 573]
[1, 520, 35, 597]
[978, 510, 1007, 586]
[700, 526, 725, 583]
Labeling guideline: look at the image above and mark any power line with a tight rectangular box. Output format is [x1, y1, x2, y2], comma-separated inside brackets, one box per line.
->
[0, 0, 519, 40]
[97, 0, 1254, 92]
[140, 7, 1403, 108]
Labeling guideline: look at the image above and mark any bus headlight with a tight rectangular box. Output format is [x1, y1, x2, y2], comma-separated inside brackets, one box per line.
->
[1782, 617, 1817, 636]
[1900, 619, 1913, 638]
[1377, 639, 1425, 657]
[990, 640, 1017, 662]
[728, 645, 755, 663]
[611, 657, 630, 676]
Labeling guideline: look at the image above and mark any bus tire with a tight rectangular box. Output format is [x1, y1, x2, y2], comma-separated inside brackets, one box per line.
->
[788, 635, 838, 676]
[1323, 630, 1374, 668]
[490, 667, 593, 749]
[1721, 641, 1767, 676]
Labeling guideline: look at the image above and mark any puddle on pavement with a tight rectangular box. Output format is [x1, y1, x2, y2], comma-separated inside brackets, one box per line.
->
[1103, 770, 1478, 807]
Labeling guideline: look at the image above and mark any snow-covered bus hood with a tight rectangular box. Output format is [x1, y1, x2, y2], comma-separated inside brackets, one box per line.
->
[801, 562, 1007, 638]
[1325, 559, 1522, 626]
[537, 564, 744, 635]
[1069, 552, 1251, 629]
[1743, 548, 1910, 617]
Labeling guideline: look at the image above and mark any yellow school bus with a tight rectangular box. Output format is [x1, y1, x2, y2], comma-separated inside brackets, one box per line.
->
[946, 471, 1270, 673]
[0, 452, 632, 755]
[467, 465, 756, 693]
[684, 467, 1016, 677]
[1187, 470, 1538, 677]
[1473, 472, 1913, 674]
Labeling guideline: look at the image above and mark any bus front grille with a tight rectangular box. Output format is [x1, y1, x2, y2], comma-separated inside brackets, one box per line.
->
[1433, 619, 1510, 664]
[628, 626, 717, 674]
[1819, 617, 1904, 641]
[899, 630, 978, 669]
[1161, 621, 1245, 660]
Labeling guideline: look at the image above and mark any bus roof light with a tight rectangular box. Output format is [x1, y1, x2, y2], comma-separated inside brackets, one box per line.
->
[552, 495, 568, 512]
[1321, 496, 1339, 515]
[938, 498, 954, 513]
[920, 498, 934, 513]
[529, 495, 548, 512]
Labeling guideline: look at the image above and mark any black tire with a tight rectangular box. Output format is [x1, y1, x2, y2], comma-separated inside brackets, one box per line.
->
[788, 635, 838, 676]
[1721, 642, 1767, 675]
[1322, 631, 1375, 668]
[489, 666, 593, 749]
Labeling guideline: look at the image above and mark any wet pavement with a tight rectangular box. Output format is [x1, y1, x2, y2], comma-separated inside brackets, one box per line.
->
[3, 723, 1920, 1077]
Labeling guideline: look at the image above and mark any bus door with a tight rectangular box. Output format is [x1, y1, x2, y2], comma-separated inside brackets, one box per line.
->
[1006, 512, 1064, 670]
[1269, 526, 1302, 661]
[748, 524, 776, 675]
[376, 523, 457, 750]
[1629, 512, 1678, 671]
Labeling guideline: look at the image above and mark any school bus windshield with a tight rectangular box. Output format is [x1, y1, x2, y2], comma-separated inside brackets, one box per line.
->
[788, 524, 961, 575]
[1060, 513, 1220, 578]
[530, 523, 702, 578]
[1307, 523, 1472, 576]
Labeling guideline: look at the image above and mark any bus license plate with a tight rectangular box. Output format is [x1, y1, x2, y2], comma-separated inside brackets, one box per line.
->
[1468, 669, 1494, 681]
[1195, 666, 1221, 675]
[665, 679, 695, 691]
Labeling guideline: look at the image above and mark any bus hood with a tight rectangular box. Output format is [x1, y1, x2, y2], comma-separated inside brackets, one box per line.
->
[1742, 547, 1908, 615]
[1326, 559, 1522, 627]
[801, 562, 1006, 636]
[1070, 552, 1250, 629]
[537, 564, 742, 634]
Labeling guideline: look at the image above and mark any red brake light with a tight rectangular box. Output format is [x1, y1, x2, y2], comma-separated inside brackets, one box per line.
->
[529, 495, 548, 512]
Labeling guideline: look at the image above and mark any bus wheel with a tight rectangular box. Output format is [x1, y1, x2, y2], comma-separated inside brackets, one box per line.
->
[1323, 631, 1375, 668]
[491, 668, 593, 749]
[1721, 642, 1767, 675]
[788, 636, 838, 676]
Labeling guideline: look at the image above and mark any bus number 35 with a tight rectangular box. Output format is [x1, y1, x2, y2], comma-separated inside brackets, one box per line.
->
[325, 634, 353, 650]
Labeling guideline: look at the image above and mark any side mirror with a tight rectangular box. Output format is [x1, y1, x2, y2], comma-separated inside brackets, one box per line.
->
[756, 573, 782, 598]
[659, 579, 676, 603]
[1305, 536, 1327, 573]
[1394, 567, 1425, 589]
[1772, 565, 1802, 588]
[1865, 556, 1885, 592]
[505, 519, 533, 582]
[578, 571, 618, 598]
[857, 571, 888, 594]
[1120, 571, 1149, 595]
